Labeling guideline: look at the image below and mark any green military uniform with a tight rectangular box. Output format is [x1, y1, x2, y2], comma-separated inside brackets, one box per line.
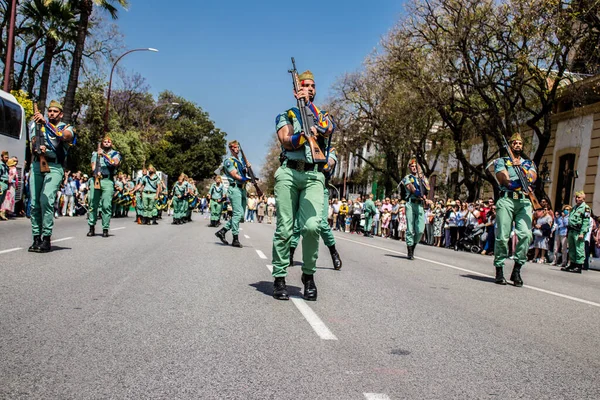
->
[270, 71, 334, 301]
[140, 172, 161, 224]
[171, 180, 189, 224]
[28, 108, 75, 251]
[563, 194, 591, 273]
[124, 180, 135, 217]
[402, 164, 429, 259]
[112, 179, 124, 217]
[0, 158, 8, 208]
[222, 156, 247, 236]
[290, 148, 342, 270]
[186, 182, 198, 221]
[88, 149, 121, 232]
[363, 197, 376, 237]
[493, 138, 536, 286]
[134, 174, 145, 222]
[209, 181, 225, 226]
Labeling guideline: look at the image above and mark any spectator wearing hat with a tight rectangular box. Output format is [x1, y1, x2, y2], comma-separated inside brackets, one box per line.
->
[1, 156, 18, 219]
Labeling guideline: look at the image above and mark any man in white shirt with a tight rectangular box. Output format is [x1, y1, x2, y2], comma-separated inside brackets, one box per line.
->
[266, 195, 276, 224]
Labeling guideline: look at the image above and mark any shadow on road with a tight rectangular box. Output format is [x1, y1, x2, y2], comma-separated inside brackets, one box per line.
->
[459, 274, 495, 283]
[384, 254, 407, 259]
[250, 281, 303, 297]
[48, 246, 71, 252]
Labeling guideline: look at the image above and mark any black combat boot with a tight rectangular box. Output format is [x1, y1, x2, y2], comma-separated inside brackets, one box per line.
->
[510, 263, 523, 287]
[231, 235, 243, 248]
[28, 236, 42, 252]
[152, 217, 158, 225]
[495, 267, 507, 285]
[87, 226, 95, 237]
[38, 236, 51, 253]
[172, 218, 178, 225]
[328, 245, 342, 270]
[273, 277, 289, 300]
[102, 229, 109, 238]
[215, 228, 228, 244]
[301, 273, 318, 301]
[144, 217, 151, 225]
[289, 247, 296, 267]
[564, 263, 582, 273]
[407, 244, 414, 260]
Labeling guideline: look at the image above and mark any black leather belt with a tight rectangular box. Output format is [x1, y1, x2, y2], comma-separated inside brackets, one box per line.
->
[501, 191, 526, 200]
[234, 182, 246, 189]
[143, 191, 155, 194]
[409, 199, 422, 204]
[285, 159, 323, 172]
[35, 156, 56, 163]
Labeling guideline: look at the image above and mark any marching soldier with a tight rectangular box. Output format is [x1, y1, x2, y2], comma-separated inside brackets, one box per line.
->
[123, 175, 135, 218]
[561, 191, 591, 274]
[289, 147, 342, 270]
[112, 172, 124, 218]
[87, 135, 121, 237]
[28, 100, 75, 252]
[493, 133, 537, 286]
[134, 165, 162, 225]
[271, 69, 334, 301]
[185, 178, 198, 222]
[363, 193, 376, 237]
[133, 168, 147, 224]
[215, 140, 248, 248]
[208, 175, 225, 227]
[402, 158, 430, 260]
[171, 173, 189, 225]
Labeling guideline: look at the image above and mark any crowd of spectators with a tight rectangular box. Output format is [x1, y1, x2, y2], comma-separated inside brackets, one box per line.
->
[325, 195, 600, 268]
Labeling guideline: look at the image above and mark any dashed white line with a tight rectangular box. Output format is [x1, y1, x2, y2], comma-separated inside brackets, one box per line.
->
[111, 227, 126, 231]
[336, 236, 600, 308]
[244, 234, 250, 239]
[291, 297, 338, 340]
[0, 247, 22, 255]
[364, 394, 391, 400]
[256, 249, 267, 259]
[266, 264, 273, 273]
[53, 237, 73, 243]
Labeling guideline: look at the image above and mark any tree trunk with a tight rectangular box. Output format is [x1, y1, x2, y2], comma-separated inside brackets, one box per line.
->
[62, 0, 92, 124]
[38, 37, 56, 111]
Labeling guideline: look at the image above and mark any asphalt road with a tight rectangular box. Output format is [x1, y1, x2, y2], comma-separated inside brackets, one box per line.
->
[1, 214, 599, 399]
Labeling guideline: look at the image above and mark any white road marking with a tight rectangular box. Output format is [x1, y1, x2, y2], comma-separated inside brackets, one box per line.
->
[0, 247, 22, 255]
[53, 237, 73, 243]
[244, 234, 250, 239]
[256, 250, 267, 259]
[291, 297, 338, 340]
[364, 394, 391, 400]
[266, 264, 273, 273]
[336, 236, 600, 308]
[111, 227, 126, 231]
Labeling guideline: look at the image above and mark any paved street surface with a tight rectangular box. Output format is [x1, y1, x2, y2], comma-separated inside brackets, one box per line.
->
[1, 214, 599, 399]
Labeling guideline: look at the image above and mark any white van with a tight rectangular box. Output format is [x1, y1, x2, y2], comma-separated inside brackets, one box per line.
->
[0, 90, 27, 201]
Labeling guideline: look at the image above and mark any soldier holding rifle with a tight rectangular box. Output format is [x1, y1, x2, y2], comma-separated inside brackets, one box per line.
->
[493, 133, 538, 287]
[215, 140, 249, 248]
[87, 135, 121, 237]
[28, 100, 75, 253]
[402, 158, 430, 260]
[270, 63, 334, 302]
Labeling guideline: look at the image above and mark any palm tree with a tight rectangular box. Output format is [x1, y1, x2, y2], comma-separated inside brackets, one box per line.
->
[62, 0, 128, 123]
[20, 0, 77, 110]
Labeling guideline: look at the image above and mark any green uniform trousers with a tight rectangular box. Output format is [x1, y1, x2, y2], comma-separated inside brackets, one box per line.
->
[405, 200, 425, 246]
[291, 186, 335, 249]
[271, 165, 325, 278]
[30, 161, 63, 238]
[135, 193, 143, 215]
[224, 185, 246, 235]
[364, 214, 373, 235]
[88, 178, 115, 229]
[142, 192, 158, 218]
[0, 182, 7, 208]
[173, 196, 188, 219]
[210, 199, 221, 222]
[567, 230, 586, 264]
[494, 196, 532, 267]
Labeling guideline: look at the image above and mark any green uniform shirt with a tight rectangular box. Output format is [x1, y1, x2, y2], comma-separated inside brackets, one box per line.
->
[568, 201, 591, 234]
[91, 150, 121, 179]
[210, 183, 225, 200]
[275, 106, 331, 164]
[402, 174, 428, 200]
[0, 161, 8, 183]
[28, 121, 74, 160]
[364, 199, 376, 217]
[172, 181, 189, 197]
[494, 156, 536, 192]
[223, 156, 248, 185]
[141, 174, 161, 193]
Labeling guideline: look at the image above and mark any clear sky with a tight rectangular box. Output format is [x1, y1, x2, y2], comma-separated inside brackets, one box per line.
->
[113, 0, 406, 175]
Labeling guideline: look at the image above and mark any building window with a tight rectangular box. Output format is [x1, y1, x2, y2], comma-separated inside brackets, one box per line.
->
[554, 153, 576, 211]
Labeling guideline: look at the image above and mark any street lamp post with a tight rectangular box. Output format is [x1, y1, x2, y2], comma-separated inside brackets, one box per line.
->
[103, 48, 158, 133]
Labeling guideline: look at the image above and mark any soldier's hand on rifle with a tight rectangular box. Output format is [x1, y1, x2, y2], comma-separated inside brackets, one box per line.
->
[98, 148, 104, 156]
[39, 145, 46, 153]
[294, 86, 311, 103]
[33, 112, 46, 124]
[512, 158, 521, 167]
[578, 234, 584, 241]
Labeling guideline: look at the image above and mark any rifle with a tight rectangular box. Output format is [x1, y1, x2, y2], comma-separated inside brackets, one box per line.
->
[93, 139, 102, 190]
[239, 144, 263, 197]
[32, 104, 50, 173]
[288, 57, 327, 163]
[500, 135, 542, 210]
[414, 152, 430, 200]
